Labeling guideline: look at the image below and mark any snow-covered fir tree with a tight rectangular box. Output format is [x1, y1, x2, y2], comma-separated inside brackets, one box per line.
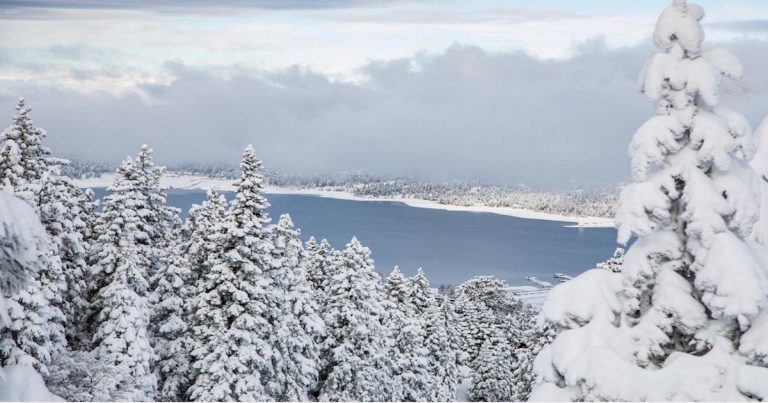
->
[268, 214, 324, 401]
[532, 1, 768, 400]
[38, 164, 95, 350]
[151, 231, 195, 402]
[0, 100, 68, 376]
[88, 157, 159, 400]
[384, 267, 431, 402]
[454, 277, 509, 365]
[468, 334, 515, 402]
[0, 99, 50, 197]
[130, 145, 174, 291]
[182, 189, 227, 279]
[455, 299, 497, 367]
[188, 145, 278, 401]
[424, 298, 462, 402]
[409, 268, 436, 316]
[304, 237, 334, 299]
[385, 266, 412, 308]
[318, 238, 392, 402]
[455, 276, 511, 313]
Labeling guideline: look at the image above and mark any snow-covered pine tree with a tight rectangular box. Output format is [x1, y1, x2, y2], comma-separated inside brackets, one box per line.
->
[89, 158, 157, 400]
[318, 238, 392, 402]
[152, 231, 195, 402]
[0, 99, 50, 198]
[468, 334, 515, 402]
[531, 1, 768, 400]
[0, 100, 67, 375]
[454, 277, 507, 365]
[38, 165, 94, 350]
[385, 266, 412, 309]
[424, 298, 462, 402]
[182, 188, 227, 279]
[454, 299, 497, 367]
[304, 237, 333, 298]
[0, 104, 96, 349]
[455, 276, 511, 313]
[188, 145, 277, 401]
[409, 268, 436, 316]
[268, 214, 324, 401]
[131, 145, 174, 292]
[384, 267, 431, 402]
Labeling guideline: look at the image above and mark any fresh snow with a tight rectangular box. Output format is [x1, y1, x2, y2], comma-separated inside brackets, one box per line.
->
[532, 1, 768, 400]
[0, 365, 62, 401]
[73, 173, 615, 227]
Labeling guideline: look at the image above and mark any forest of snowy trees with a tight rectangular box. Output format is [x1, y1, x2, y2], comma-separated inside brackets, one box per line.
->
[0, 99, 553, 401]
[4, 1, 768, 402]
[63, 162, 618, 219]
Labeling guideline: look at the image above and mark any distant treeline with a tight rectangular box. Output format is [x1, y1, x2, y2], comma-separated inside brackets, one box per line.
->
[64, 159, 619, 218]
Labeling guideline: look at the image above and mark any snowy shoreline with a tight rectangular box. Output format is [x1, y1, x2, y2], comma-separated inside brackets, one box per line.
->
[74, 173, 615, 228]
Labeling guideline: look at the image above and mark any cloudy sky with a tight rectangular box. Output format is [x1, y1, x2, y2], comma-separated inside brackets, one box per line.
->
[2, 0, 768, 186]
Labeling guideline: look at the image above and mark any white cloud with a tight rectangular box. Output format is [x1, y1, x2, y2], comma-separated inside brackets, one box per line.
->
[2, 1, 768, 186]
[2, 39, 766, 186]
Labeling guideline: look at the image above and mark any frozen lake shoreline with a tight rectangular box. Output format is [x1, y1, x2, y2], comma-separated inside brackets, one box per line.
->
[74, 173, 615, 228]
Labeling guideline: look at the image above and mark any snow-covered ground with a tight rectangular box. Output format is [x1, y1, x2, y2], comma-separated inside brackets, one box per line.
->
[74, 173, 615, 228]
[0, 365, 62, 401]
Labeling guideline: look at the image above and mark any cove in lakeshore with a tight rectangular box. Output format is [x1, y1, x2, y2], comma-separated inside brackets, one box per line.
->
[90, 188, 620, 286]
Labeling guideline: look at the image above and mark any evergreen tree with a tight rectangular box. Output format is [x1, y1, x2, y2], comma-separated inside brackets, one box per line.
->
[409, 268, 436, 316]
[89, 158, 157, 400]
[385, 266, 412, 308]
[455, 276, 511, 314]
[318, 238, 392, 402]
[455, 298, 496, 367]
[182, 189, 227, 278]
[533, 1, 768, 399]
[468, 335, 514, 402]
[424, 298, 462, 402]
[188, 145, 277, 401]
[130, 145, 173, 293]
[0, 99, 50, 197]
[0, 100, 67, 375]
[385, 267, 431, 402]
[304, 237, 333, 299]
[268, 214, 324, 401]
[39, 167, 95, 350]
[152, 232, 195, 402]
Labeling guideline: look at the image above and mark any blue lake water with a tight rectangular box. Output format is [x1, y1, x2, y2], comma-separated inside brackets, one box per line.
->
[90, 188, 619, 286]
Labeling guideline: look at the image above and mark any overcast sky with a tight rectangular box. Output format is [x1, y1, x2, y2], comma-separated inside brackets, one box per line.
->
[2, 0, 768, 186]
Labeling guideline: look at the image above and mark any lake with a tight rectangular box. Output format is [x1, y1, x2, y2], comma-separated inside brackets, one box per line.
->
[91, 188, 619, 286]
